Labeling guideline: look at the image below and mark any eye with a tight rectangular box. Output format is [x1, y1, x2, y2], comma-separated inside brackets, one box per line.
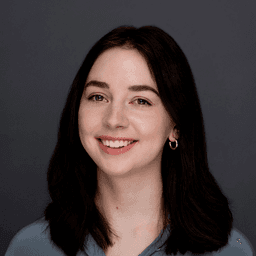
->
[88, 95, 106, 102]
[87, 94, 152, 107]
[132, 98, 152, 106]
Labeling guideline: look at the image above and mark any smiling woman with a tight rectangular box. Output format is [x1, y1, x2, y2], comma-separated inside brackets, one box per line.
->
[5, 25, 246, 256]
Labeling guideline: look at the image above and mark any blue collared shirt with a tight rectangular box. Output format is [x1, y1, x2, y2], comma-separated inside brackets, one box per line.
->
[5, 216, 254, 256]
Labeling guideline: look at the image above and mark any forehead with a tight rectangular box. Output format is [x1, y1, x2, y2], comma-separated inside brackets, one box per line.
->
[87, 48, 155, 86]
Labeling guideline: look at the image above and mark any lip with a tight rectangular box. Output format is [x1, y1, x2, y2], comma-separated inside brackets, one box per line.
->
[96, 138, 139, 155]
[96, 135, 138, 142]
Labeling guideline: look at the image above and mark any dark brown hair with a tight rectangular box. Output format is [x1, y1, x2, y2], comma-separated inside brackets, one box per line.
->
[41, 25, 234, 255]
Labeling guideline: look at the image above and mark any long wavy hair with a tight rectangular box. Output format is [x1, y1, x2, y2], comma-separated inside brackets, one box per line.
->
[41, 25, 234, 255]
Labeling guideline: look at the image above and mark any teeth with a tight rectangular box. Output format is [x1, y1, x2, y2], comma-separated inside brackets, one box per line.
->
[101, 140, 134, 148]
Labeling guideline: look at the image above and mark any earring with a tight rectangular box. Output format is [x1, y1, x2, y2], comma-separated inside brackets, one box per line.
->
[169, 139, 178, 150]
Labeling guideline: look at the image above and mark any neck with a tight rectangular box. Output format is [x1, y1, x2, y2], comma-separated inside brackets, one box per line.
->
[94, 166, 164, 231]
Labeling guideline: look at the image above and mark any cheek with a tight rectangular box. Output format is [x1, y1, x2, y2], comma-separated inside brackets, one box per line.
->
[135, 117, 161, 141]
[78, 107, 97, 135]
[143, 113, 169, 140]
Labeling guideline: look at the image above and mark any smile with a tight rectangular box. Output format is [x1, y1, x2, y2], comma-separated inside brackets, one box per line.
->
[96, 138, 139, 155]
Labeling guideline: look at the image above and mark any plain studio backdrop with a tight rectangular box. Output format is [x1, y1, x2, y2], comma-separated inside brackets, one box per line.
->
[0, 0, 255, 255]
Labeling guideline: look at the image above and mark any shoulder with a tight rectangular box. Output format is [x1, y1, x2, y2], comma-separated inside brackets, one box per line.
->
[212, 227, 255, 256]
[4, 217, 66, 256]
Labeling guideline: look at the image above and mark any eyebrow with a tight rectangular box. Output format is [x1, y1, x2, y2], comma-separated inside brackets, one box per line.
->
[84, 80, 160, 97]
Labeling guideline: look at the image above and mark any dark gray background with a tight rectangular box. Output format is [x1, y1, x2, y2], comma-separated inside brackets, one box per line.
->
[1, 0, 255, 254]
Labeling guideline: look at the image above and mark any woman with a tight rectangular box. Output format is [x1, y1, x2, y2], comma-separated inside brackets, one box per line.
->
[6, 25, 238, 256]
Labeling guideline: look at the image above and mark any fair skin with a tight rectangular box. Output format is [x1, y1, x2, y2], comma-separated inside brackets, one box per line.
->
[78, 47, 178, 240]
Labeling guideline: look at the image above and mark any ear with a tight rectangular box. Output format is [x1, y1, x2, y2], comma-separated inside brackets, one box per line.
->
[169, 127, 179, 141]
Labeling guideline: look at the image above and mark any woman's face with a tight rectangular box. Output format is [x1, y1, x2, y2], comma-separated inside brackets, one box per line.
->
[78, 47, 174, 177]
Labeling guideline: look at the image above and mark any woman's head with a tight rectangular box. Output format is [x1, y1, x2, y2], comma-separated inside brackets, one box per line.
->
[73, 25, 200, 172]
[44, 25, 233, 256]
[78, 46, 177, 177]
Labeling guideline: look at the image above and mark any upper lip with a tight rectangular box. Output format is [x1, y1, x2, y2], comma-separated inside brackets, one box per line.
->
[96, 135, 138, 142]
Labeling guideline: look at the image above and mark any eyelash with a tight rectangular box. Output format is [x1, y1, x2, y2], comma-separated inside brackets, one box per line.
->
[87, 94, 152, 107]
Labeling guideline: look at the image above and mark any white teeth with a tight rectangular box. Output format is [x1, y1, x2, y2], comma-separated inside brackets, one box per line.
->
[101, 140, 134, 148]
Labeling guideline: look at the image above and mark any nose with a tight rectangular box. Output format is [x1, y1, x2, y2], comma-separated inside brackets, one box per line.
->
[103, 101, 129, 129]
